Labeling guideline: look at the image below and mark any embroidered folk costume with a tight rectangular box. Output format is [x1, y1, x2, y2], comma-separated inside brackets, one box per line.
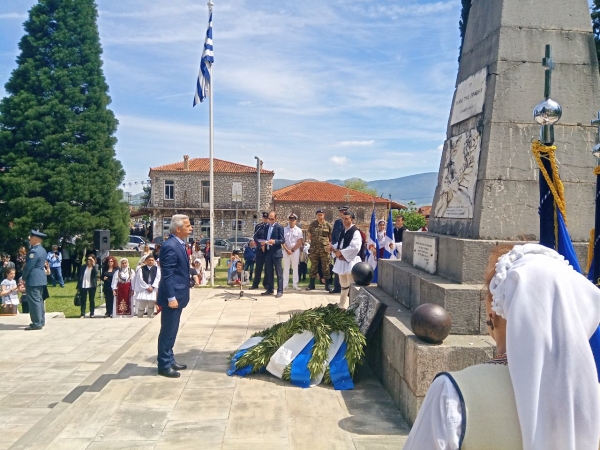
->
[111, 258, 135, 317]
[404, 244, 600, 450]
[132, 257, 161, 318]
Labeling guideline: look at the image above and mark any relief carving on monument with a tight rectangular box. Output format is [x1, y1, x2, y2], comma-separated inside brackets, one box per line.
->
[434, 127, 482, 219]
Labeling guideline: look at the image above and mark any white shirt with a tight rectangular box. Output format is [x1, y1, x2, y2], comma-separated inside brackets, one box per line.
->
[283, 225, 303, 251]
[131, 265, 161, 301]
[82, 267, 93, 289]
[1, 279, 19, 305]
[332, 227, 362, 275]
[403, 375, 462, 449]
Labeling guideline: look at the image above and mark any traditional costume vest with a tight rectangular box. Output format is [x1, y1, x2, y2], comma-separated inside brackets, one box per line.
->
[337, 225, 358, 250]
[442, 364, 522, 450]
[141, 265, 157, 285]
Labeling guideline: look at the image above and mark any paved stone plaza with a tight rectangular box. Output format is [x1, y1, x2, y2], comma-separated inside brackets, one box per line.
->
[0, 289, 409, 449]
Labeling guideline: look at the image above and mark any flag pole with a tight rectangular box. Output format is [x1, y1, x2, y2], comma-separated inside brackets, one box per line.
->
[208, 0, 214, 287]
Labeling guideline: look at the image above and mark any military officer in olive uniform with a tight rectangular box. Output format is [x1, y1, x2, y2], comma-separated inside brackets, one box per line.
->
[306, 209, 333, 291]
[22, 230, 48, 330]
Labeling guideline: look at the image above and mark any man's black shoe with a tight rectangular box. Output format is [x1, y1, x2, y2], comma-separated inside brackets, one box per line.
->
[275, 292, 283, 298]
[249, 286, 258, 290]
[24, 326, 43, 331]
[305, 279, 316, 291]
[261, 290, 274, 296]
[172, 363, 187, 371]
[158, 367, 180, 378]
[330, 289, 341, 294]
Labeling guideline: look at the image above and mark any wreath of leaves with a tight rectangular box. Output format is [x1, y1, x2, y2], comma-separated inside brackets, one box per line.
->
[233, 304, 366, 385]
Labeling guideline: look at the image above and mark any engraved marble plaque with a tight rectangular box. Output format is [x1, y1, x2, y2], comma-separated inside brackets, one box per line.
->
[434, 127, 482, 219]
[413, 235, 438, 274]
[450, 68, 487, 125]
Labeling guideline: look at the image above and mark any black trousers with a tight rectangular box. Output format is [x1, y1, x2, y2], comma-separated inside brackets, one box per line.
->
[252, 251, 266, 288]
[80, 287, 96, 316]
[264, 253, 283, 294]
[157, 306, 182, 370]
[103, 285, 114, 316]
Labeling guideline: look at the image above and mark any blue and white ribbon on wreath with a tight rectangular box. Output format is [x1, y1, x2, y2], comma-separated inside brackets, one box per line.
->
[228, 331, 354, 390]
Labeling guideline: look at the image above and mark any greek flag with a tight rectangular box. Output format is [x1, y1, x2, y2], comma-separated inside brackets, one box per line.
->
[193, 11, 214, 106]
[366, 209, 378, 282]
[383, 209, 397, 259]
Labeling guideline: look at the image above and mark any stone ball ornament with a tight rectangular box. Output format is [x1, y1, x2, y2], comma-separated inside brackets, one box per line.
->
[533, 98, 562, 126]
[351, 262, 374, 286]
[410, 303, 452, 345]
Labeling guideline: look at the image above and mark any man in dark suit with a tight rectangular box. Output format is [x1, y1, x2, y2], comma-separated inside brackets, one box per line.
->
[250, 212, 269, 290]
[157, 214, 193, 378]
[261, 211, 285, 298]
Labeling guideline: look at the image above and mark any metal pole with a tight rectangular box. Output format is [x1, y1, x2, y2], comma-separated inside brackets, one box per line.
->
[208, 1, 214, 287]
[254, 156, 261, 219]
[235, 201, 238, 252]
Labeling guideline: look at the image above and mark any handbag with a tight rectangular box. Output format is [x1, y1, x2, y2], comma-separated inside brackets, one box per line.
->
[0, 303, 18, 316]
[74, 290, 81, 307]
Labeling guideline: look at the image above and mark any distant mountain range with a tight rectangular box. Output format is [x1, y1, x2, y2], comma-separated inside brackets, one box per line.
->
[273, 172, 438, 206]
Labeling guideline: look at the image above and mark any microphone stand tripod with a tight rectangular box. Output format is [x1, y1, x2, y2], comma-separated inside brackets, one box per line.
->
[224, 271, 257, 301]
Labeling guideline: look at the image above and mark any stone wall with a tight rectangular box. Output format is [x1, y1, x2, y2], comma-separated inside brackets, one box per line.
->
[149, 170, 273, 241]
[273, 202, 391, 230]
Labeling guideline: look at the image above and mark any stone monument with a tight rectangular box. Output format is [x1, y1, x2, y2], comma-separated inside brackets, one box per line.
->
[351, 0, 600, 426]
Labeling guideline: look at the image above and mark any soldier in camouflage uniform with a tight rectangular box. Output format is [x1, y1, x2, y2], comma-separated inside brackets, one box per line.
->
[306, 209, 333, 291]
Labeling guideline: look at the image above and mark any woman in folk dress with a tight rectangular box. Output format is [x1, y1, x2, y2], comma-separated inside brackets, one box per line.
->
[111, 258, 135, 317]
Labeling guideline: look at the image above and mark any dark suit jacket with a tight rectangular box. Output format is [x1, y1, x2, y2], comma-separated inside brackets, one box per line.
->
[263, 223, 284, 258]
[77, 265, 98, 289]
[157, 235, 191, 308]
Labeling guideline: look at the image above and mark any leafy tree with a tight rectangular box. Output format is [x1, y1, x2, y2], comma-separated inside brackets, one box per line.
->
[458, 0, 472, 62]
[592, 1, 600, 70]
[393, 201, 426, 231]
[343, 178, 378, 197]
[0, 0, 129, 253]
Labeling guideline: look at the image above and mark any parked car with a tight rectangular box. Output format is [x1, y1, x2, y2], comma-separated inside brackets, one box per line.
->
[228, 236, 253, 251]
[123, 235, 155, 251]
[198, 238, 233, 256]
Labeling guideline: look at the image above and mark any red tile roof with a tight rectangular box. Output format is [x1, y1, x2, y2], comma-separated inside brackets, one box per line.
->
[418, 205, 432, 217]
[273, 181, 405, 209]
[149, 158, 273, 174]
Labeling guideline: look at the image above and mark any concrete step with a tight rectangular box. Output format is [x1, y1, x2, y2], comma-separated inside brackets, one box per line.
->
[352, 285, 495, 426]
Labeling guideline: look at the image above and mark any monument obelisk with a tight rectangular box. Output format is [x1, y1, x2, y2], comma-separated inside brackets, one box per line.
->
[357, 0, 600, 427]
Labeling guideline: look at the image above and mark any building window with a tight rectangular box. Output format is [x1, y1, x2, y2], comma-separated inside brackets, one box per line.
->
[200, 218, 210, 238]
[162, 218, 171, 235]
[202, 181, 210, 203]
[164, 180, 174, 200]
[231, 220, 244, 232]
[325, 209, 334, 222]
[356, 208, 365, 223]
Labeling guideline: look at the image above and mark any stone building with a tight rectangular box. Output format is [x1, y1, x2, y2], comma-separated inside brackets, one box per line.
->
[272, 181, 405, 230]
[148, 156, 274, 241]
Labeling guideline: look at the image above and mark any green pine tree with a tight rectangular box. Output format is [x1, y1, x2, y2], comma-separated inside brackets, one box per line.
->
[458, 0, 472, 62]
[0, 0, 129, 252]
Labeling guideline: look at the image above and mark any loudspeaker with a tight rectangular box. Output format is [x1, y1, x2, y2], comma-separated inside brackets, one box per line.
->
[94, 229, 110, 251]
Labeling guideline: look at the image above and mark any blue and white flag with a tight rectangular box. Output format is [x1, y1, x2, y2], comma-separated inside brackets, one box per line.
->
[383, 209, 397, 260]
[193, 10, 214, 106]
[366, 209, 378, 283]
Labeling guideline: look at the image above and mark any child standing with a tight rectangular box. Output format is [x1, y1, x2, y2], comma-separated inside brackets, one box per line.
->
[1, 268, 19, 314]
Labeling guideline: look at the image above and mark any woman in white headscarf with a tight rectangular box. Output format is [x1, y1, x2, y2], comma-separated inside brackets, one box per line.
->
[111, 258, 135, 317]
[404, 243, 600, 450]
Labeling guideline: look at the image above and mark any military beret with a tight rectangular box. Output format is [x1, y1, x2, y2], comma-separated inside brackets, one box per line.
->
[316, 209, 324, 214]
[30, 230, 47, 238]
[261, 212, 269, 218]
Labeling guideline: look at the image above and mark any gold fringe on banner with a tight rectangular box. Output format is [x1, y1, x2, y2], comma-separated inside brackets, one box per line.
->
[531, 140, 568, 245]
[588, 228, 595, 274]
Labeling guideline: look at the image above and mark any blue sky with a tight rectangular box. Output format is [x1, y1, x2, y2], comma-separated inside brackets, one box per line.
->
[0, 0, 462, 194]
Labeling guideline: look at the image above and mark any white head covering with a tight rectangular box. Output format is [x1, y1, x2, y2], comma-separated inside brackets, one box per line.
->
[489, 243, 600, 450]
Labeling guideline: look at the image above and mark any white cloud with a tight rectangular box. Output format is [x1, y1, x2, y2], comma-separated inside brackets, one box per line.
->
[0, 13, 26, 20]
[437, 144, 444, 152]
[337, 140, 375, 147]
[329, 156, 349, 165]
